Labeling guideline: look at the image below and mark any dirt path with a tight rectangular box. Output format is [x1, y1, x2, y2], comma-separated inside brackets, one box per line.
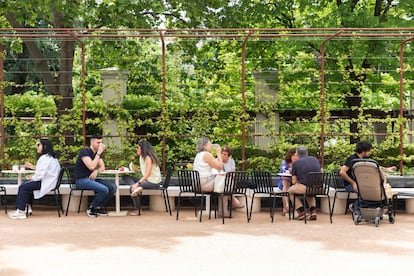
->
[1, 209, 413, 275]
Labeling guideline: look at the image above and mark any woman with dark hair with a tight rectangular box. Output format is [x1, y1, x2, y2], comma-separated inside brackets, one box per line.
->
[9, 139, 61, 219]
[278, 147, 298, 216]
[123, 141, 161, 216]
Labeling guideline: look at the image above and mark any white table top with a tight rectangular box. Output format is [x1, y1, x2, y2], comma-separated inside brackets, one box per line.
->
[101, 169, 132, 174]
[2, 169, 35, 174]
[277, 172, 292, 177]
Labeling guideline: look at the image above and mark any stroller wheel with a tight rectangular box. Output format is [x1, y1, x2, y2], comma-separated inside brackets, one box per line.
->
[375, 217, 380, 227]
[389, 215, 395, 224]
[353, 214, 360, 225]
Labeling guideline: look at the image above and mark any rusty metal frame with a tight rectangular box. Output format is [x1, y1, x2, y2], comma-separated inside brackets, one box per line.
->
[1, 28, 414, 172]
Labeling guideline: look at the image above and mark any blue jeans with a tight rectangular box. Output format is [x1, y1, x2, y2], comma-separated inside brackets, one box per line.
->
[76, 178, 116, 208]
[122, 175, 159, 209]
[345, 184, 360, 209]
[16, 180, 41, 211]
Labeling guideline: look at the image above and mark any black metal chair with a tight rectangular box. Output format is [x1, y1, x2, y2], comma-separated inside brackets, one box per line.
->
[0, 185, 7, 214]
[293, 172, 333, 224]
[331, 168, 356, 215]
[210, 171, 250, 224]
[250, 170, 290, 222]
[159, 166, 173, 215]
[65, 165, 95, 216]
[28, 167, 65, 217]
[176, 169, 208, 222]
[136, 166, 174, 216]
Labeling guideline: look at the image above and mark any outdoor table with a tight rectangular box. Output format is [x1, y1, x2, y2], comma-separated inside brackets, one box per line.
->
[277, 172, 292, 177]
[101, 169, 131, 216]
[2, 169, 35, 185]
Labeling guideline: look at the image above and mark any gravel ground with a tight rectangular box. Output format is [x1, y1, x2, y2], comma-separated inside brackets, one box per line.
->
[1, 207, 413, 276]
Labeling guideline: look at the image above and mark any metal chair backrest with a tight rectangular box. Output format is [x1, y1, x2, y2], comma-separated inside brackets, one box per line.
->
[331, 169, 345, 189]
[178, 170, 202, 193]
[65, 165, 76, 189]
[306, 172, 330, 196]
[53, 167, 65, 191]
[252, 170, 273, 193]
[230, 171, 250, 195]
[161, 166, 174, 189]
[222, 172, 237, 194]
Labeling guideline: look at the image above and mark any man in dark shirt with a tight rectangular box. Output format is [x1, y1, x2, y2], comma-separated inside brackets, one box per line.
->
[339, 141, 372, 194]
[339, 141, 372, 212]
[75, 135, 116, 217]
[339, 141, 396, 212]
[288, 146, 321, 220]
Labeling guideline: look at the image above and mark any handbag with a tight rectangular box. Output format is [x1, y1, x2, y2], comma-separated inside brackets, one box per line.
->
[214, 174, 226, 193]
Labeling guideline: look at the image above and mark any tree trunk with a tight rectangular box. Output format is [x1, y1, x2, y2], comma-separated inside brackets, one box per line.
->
[346, 87, 361, 144]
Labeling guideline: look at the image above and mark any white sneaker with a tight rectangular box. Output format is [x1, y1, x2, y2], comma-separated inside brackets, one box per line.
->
[9, 210, 27, 220]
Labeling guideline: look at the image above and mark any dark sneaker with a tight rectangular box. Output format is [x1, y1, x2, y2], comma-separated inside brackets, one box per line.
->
[87, 207, 97, 217]
[96, 207, 108, 216]
[310, 211, 317, 220]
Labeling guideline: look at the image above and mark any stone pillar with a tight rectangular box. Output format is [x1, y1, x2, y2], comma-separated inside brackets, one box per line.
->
[100, 67, 129, 150]
[252, 71, 279, 150]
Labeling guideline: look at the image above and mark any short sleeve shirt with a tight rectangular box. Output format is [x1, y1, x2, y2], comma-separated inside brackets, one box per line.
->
[291, 156, 321, 185]
[74, 147, 97, 179]
[343, 153, 362, 186]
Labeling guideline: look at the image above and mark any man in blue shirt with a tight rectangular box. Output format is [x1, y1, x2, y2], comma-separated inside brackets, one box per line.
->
[288, 146, 322, 220]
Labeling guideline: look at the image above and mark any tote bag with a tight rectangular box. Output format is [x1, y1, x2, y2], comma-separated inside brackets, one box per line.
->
[214, 174, 226, 193]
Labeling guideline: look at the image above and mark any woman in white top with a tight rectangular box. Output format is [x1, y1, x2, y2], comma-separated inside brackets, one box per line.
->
[9, 139, 61, 219]
[123, 141, 162, 216]
[193, 136, 223, 192]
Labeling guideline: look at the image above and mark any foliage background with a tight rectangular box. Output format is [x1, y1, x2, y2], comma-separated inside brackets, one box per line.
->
[1, 1, 413, 173]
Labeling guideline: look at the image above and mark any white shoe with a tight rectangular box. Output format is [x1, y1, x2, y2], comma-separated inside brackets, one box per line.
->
[9, 210, 27, 220]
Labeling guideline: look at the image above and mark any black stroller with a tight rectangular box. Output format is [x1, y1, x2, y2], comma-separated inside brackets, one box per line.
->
[351, 159, 395, 227]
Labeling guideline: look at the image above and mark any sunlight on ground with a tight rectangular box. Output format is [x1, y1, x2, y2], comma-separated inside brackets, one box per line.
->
[1, 232, 412, 276]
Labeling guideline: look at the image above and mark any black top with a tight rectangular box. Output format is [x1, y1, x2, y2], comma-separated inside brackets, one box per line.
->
[74, 147, 98, 179]
[343, 153, 367, 186]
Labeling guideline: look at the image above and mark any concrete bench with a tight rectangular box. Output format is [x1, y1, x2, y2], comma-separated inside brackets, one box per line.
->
[4, 180, 413, 214]
[320, 186, 414, 214]
[61, 185, 181, 212]
[391, 188, 414, 213]
[1, 183, 180, 212]
[319, 187, 358, 215]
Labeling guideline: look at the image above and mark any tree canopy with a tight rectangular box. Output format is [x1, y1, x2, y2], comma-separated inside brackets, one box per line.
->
[1, 1, 413, 171]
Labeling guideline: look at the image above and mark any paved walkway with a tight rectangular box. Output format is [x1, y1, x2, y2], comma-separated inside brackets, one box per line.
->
[1, 208, 413, 275]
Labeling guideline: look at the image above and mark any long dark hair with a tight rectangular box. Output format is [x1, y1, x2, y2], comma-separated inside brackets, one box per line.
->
[138, 141, 159, 166]
[39, 139, 57, 158]
[284, 147, 297, 163]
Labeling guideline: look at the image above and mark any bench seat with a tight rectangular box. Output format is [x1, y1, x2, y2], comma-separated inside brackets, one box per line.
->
[3, 182, 414, 214]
